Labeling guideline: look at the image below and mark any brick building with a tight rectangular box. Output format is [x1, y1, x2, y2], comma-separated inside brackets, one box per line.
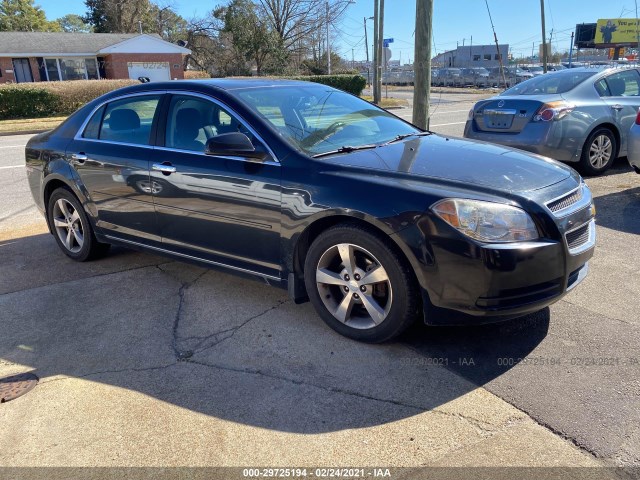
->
[0, 32, 191, 84]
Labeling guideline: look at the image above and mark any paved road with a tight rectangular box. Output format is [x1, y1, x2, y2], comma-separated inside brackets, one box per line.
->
[0, 94, 639, 468]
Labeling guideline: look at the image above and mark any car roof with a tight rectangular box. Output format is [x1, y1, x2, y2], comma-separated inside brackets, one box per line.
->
[164, 78, 321, 91]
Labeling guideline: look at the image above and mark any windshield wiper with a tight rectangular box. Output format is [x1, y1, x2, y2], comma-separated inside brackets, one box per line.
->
[311, 144, 379, 158]
[383, 131, 432, 145]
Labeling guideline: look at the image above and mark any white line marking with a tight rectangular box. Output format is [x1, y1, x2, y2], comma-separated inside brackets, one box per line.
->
[430, 121, 467, 127]
[0, 145, 26, 149]
[0, 165, 24, 170]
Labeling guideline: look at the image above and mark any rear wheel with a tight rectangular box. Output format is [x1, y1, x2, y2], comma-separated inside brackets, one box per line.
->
[47, 188, 110, 261]
[304, 224, 419, 343]
[579, 128, 616, 176]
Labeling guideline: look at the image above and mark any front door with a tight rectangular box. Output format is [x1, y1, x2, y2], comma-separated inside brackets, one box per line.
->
[150, 93, 282, 279]
[12, 58, 33, 83]
[66, 94, 163, 243]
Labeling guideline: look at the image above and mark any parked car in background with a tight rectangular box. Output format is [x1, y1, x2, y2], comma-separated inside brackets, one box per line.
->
[626, 108, 640, 174]
[439, 68, 463, 87]
[520, 65, 545, 76]
[465, 66, 640, 175]
[461, 67, 490, 87]
[488, 66, 534, 87]
[548, 64, 567, 72]
[26, 79, 595, 342]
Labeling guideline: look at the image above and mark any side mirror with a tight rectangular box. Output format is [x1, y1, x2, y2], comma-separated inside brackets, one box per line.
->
[205, 132, 268, 161]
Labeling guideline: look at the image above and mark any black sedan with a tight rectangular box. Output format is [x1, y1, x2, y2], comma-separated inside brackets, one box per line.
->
[26, 79, 596, 342]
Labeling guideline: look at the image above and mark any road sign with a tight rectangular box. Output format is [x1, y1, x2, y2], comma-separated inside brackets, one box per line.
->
[383, 38, 394, 48]
[383, 47, 392, 65]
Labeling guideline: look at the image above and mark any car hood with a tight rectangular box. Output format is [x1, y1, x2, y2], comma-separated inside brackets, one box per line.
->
[322, 134, 573, 193]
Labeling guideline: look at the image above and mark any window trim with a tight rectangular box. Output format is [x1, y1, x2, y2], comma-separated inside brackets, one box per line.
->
[74, 90, 280, 164]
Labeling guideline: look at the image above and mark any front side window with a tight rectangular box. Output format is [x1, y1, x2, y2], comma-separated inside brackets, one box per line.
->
[98, 95, 161, 145]
[165, 95, 268, 156]
[237, 85, 419, 157]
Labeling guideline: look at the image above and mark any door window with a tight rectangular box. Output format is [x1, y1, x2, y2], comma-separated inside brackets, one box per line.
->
[603, 70, 640, 97]
[98, 95, 161, 145]
[165, 94, 269, 157]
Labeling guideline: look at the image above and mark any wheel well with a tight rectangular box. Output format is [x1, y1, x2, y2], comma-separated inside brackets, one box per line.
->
[293, 215, 420, 288]
[587, 123, 620, 157]
[43, 179, 73, 231]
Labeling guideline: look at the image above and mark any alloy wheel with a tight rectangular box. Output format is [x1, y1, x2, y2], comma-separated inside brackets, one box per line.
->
[315, 243, 393, 329]
[588, 134, 613, 169]
[52, 198, 84, 253]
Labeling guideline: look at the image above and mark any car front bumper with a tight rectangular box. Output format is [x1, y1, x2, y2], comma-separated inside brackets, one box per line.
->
[627, 124, 640, 174]
[393, 188, 596, 325]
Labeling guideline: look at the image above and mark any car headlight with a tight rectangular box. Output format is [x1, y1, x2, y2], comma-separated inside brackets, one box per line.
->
[431, 199, 539, 242]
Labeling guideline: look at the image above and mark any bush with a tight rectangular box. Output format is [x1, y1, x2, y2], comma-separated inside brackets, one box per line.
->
[184, 70, 211, 79]
[0, 79, 138, 120]
[288, 74, 367, 96]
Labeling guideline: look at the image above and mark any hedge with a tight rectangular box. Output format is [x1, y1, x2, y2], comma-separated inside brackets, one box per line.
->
[287, 74, 366, 96]
[0, 74, 366, 121]
[0, 80, 138, 120]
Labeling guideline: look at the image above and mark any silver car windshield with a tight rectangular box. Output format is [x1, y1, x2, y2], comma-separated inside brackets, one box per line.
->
[501, 70, 597, 95]
[237, 85, 419, 156]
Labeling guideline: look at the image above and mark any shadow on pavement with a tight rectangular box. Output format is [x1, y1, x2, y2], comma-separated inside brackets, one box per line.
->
[593, 186, 640, 235]
[0, 232, 549, 434]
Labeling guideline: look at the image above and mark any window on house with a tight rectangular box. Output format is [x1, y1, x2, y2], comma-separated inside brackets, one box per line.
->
[495, 54, 501, 60]
[473, 55, 481, 61]
[43, 57, 100, 81]
[484, 54, 492, 61]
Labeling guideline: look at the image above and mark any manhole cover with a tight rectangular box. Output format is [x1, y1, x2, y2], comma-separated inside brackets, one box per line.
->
[0, 372, 39, 403]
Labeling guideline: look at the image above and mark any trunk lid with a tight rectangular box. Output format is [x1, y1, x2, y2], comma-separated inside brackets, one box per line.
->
[471, 95, 560, 133]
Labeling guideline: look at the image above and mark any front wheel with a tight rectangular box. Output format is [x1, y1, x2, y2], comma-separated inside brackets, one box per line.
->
[304, 224, 419, 343]
[47, 187, 110, 261]
[579, 128, 616, 176]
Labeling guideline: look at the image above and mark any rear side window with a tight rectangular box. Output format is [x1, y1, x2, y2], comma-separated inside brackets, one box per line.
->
[98, 95, 161, 145]
[82, 105, 105, 139]
[501, 71, 597, 95]
[603, 69, 640, 97]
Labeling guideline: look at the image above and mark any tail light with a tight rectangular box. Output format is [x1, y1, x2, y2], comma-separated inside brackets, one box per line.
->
[635, 108, 640, 125]
[533, 101, 575, 122]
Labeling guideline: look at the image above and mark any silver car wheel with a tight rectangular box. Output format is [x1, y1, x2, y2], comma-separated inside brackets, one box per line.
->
[52, 198, 84, 253]
[589, 134, 613, 169]
[315, 243, 392, 330]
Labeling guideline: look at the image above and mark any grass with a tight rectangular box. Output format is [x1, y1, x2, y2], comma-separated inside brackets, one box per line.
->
[360, 96, 408, 108]
[0, 116, 66, 134]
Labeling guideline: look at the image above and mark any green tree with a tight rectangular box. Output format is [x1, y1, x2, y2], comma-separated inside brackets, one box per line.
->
[216, 0, 286, 76]
[0, 0, 61, 31]
[84, 0, 153, 33]
[56, 13, 93, 32]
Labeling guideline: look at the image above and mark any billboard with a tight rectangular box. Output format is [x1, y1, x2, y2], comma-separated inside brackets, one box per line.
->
[595, 19, 640, 45]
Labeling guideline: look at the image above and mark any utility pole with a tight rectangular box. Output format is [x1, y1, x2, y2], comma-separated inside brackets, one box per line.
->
[568, 31, 574, 67]
[326, 1, 331, 74]
[376, 0, 385, 104]
[373, 0, 379, 103]
[540, 0, 547, 73]
[364, 17, 370, 85]
[413, 0, 433, 130]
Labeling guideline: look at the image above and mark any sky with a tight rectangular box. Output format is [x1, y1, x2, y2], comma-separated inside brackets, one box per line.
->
[36, 0, 640, 64]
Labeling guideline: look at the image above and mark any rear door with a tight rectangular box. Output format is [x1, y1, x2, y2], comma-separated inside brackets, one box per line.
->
[598, 69, 640, 154]
[67, 93, 163, 243]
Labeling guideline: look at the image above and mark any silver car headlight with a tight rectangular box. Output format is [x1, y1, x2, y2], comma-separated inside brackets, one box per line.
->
[431, 198, 539, 243]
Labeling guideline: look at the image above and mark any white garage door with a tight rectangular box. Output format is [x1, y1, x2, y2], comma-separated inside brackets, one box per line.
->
[127, 62, 171, 82]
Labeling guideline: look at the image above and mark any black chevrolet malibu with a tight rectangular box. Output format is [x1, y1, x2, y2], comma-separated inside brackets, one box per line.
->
[26, 79, 596, 342]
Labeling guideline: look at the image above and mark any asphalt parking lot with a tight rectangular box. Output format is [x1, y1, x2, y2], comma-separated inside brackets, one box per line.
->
[1, 90, 639, 471]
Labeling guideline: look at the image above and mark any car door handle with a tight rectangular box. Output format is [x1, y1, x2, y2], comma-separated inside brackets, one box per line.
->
[611, 104, 624, 111]
[71, 153, 87, 164]
[152, 163, 177, 175]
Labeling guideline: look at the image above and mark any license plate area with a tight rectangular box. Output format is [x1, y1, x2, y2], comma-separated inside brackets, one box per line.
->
[483, 109, 516, 129]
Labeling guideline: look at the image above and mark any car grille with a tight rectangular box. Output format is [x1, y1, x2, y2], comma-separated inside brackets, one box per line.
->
[547, 187, 583, 214]
[566, 222, 591, 251]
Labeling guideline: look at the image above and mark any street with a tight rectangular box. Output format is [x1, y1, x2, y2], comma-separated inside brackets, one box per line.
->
[1, 90, 639, 470]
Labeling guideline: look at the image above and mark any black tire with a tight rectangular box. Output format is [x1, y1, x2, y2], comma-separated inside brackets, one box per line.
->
[303, 224, 419, 343]
[579, 127, 617, 176]
[47, 187, 110, 262]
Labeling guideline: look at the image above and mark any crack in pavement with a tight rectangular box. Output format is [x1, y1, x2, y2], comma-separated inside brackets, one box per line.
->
[39, 363, 178, 385]
[169, 269, 210, 361]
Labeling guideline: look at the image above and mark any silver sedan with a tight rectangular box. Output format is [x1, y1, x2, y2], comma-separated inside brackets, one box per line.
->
[464, 67, 640, 175]
[626, 110, 640, 174]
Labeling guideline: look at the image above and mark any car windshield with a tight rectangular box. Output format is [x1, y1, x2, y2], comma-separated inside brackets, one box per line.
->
[501, 70, 597, 95]
[236, 85, 420, 156]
